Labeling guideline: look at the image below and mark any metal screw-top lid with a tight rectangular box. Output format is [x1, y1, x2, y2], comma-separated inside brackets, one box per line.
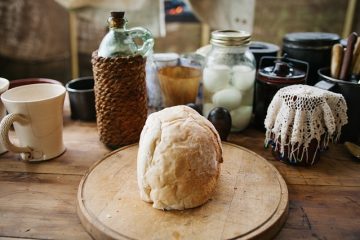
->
[210, 30, 251, 46]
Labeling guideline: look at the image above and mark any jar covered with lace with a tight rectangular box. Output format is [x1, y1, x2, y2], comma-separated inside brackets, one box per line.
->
[202, 30, 256, 131]
[264, 85, 348, 166]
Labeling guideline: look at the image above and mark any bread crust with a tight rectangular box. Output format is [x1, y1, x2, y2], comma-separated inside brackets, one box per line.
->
[137, 106, 223, 210]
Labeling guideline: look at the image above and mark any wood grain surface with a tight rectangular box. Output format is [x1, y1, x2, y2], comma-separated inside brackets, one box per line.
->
[0, 110, 360, 239]
[77, 143, 288, 240]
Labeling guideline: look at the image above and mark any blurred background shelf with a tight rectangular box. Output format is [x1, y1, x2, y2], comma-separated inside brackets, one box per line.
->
[0, 0, 359, 83]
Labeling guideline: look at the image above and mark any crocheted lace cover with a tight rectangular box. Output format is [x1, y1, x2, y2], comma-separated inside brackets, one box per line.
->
[264, 85, 348, 164]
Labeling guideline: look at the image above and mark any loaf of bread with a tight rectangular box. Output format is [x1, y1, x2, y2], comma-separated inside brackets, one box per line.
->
[137, 105, 223, 210]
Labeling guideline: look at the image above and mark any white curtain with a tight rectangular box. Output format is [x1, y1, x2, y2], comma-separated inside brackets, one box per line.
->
[55, 0, 166, 37]
[187, 0, 255, 33]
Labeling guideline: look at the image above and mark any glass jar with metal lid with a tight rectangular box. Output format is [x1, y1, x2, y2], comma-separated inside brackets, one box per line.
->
[203, 30, 256, 132]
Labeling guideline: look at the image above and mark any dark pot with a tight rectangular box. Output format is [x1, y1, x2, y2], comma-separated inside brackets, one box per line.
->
[316, 68, 360, 143]
[282, 32, 340, 86]
[249, 41, 280, 69]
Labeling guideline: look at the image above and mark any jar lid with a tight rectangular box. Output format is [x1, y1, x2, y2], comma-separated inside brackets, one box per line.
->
[211, 30, 251, 46]
[258, 57, 308, 84]
[259, 63, 306, 83]
[283, 32, 340, 49]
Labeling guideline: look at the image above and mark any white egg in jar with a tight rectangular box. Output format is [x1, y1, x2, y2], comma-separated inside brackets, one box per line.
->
[230, 106, 253, 131]
[203, 65, 231, 93]
[232, 65, 256, 91]
[212, 88, 242, 111]
[241, 88, 254, 106]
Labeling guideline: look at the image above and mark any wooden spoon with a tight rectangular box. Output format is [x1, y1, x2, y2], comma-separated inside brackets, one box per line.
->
[344, 141, 360, 159]
[331, 43, 343, 79]
[339, 32, 358, 81]
[352, 38, 360, 76]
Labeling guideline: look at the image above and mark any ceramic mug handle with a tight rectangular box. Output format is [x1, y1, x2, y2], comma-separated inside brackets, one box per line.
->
[0, 113, 33, 161]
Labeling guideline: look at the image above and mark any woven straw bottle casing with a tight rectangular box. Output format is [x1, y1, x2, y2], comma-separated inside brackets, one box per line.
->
[92, 52, 148, 148]
[91, 12, 153, 148]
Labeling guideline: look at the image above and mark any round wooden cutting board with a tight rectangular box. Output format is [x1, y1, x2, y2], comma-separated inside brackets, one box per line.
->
[77, 143, 288, 240]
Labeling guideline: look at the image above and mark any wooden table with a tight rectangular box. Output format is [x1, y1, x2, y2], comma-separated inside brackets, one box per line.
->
[0, 109, 359, 239]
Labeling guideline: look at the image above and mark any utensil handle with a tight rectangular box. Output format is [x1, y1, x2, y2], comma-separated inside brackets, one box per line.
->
[352, 38, 360, 75]
[339, 32, 358, 80]
[331, 44, 343, 79]
[0, 113, 32, 161]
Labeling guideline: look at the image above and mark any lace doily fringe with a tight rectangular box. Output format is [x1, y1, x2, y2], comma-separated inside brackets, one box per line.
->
[264, 85, 347, 165]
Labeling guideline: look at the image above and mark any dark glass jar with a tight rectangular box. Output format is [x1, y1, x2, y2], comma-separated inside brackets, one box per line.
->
[254, 56, 308, 129]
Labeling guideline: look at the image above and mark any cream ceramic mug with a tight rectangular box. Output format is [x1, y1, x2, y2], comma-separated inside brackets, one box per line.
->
[0, 77, 10, 154]
[0, 83, 66, 161]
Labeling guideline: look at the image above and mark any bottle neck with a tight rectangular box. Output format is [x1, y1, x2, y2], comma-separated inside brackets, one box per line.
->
[108, 17, 127, 29]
